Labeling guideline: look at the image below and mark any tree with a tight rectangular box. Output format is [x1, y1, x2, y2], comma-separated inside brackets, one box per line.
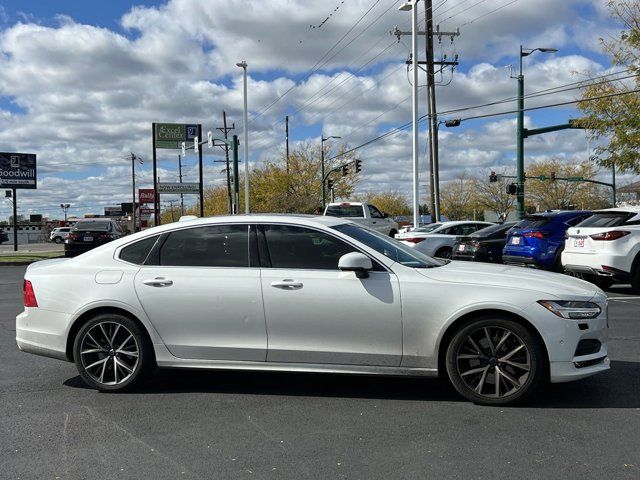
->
[439, 171, 477, 220]
[162, 142, 361, 222]
[524, 158, 611, 211]
[578, 0, 640, 173]
[356, 191, 411, 216]
[472, 168, 516, 221]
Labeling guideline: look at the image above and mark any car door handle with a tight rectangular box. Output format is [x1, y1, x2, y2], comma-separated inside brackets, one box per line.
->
[270, 279, 303, 290]
[372, 221, 377, 224]
[143, 277, 173, 287]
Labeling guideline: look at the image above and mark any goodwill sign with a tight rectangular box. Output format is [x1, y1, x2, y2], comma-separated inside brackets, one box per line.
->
[0, 152, 37, 189]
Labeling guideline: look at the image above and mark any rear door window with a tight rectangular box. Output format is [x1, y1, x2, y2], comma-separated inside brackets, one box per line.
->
[119, 235, 160, 265]
[159, 225, 249, 267]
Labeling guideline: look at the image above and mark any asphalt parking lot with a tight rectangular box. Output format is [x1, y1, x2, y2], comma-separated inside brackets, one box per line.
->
[1, 265, 639, 480]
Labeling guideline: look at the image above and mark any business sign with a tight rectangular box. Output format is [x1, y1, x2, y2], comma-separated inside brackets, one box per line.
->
[105, 206, 124, 217]
[137, 207, 154, 221]
[156, 182, 200, 194]
[138, 188, 155, 204]
[0, 152, 37, 189]
[155, 123, 198, 149]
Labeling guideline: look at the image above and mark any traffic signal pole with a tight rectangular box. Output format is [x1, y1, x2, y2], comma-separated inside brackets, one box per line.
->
[516, 58, 525, 220]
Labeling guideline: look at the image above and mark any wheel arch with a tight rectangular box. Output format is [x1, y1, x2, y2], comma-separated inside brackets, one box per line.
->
[65, 306, 156, 363]
[436, 308, 550, 379]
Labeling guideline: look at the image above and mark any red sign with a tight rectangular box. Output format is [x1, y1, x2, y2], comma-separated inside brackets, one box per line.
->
[139, 189, 155, 204]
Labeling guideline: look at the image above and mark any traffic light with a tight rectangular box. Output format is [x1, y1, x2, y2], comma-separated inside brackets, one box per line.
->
[327, 178, 334, 190]
[506, 183, 518, 195]
[5, 190, 11, 198]
[355, 159, 362, 173]
[550, 171, 556, 182]
[489, 171, 498, 183]
[342, 165, 349, 176]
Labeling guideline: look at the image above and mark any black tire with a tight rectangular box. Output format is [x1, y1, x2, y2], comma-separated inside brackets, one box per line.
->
[632, 264, 640, 294]
[389, 229, 398, 238]
[435, 247, 452, 259]
[73, 313, 154, 392]
[445, 316, 545, 406]
[54, 236, 63, 244]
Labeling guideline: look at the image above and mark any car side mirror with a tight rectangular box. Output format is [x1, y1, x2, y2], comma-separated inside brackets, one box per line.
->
[338, 252, 373, 279]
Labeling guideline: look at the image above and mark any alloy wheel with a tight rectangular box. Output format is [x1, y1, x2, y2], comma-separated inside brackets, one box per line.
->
[455, 326, 531, 399]
[79, 321, 139, 386]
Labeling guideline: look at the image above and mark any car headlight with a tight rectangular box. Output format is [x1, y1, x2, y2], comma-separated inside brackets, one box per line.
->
[537, 300, 601, 319]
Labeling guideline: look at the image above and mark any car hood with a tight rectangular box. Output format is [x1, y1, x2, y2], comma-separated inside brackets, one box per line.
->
[418, 260, 599, 299]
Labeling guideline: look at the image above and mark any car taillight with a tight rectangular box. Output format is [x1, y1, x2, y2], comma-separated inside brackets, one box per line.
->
[523, 231, 545, 239]
[68, 233, 79, 240]
[590, 231, 630, 241]
[23, 280, 38, 307]
[405, 237, 426, 244]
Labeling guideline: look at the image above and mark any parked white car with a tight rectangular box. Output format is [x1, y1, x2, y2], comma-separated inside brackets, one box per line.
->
[324, 202, 399, 237]
[49, 227, 71, 244]
[17, 215, 609, 405]
[396, 221, 494, 258]
[562, 207, 640, 291]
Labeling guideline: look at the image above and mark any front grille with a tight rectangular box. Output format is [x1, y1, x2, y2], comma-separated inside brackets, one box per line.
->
[574, 356, 606, 369]
[575, 339, 602, 356]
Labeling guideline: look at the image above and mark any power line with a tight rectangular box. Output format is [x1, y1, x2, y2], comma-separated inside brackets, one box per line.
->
[459, 0, 520, 26]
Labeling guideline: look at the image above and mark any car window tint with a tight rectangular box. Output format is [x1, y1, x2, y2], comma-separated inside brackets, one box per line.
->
[368, 205, 384, 218]
[264, 225, 359, 270]
[160, 225, 249, 267]
[576, 212, 632, 228]
[120, 235, 160, 265]
[512, 216, 549, 230]
[325, 205, 364, 217]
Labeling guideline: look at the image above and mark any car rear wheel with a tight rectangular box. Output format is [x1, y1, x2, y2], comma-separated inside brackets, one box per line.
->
[389, 229, 397, 238]
[632, 264, 640, 294]
[583, 274, 614, 290]
[73, 313, 154, 392]
[445, 316, 545, 405]
[54, 236, 63, 244]
[435, 247, 452, 259]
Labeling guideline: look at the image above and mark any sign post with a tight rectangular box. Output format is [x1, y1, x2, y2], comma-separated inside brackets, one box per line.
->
[0, 152, 37, 251]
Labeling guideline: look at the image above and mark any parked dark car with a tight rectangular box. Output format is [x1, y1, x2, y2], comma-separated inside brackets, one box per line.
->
[0, 228, 8, 244]
[452, 222, 517, 263]
[502, 210, 593, 271]
[64, 220, 125, 257]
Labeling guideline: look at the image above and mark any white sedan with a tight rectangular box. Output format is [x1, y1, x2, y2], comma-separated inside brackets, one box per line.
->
[396, 221, 494, 258]
[16, 215, 609, 405]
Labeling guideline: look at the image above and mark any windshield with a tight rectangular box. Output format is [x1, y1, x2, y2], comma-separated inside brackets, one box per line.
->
[73, 222, 110, 231]
[332, 223, 444, 268]
[325, 205, 364, 217]
[511, 216, 549, 231]
[413, 223, 443, 233]
[576, 212, 632, 228]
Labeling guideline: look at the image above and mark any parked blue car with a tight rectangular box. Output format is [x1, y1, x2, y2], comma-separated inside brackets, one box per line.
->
[502, 210, 593, 271]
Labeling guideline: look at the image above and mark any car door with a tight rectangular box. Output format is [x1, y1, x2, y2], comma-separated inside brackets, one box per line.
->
[367, 205, 387, 234]
[133, 224, 267, 361]
[258, 224, 402, 366]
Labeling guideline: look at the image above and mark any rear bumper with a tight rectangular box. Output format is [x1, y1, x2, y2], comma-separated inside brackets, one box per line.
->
[562, 251, 632, 278]
[16, 309, 72, 362]
[502, 255, 537, 266]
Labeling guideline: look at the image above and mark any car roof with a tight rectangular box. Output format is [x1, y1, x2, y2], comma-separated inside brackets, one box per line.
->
[527, 210, 591, 218]
[592, 206, 640, 214]
[435, 220, 492, 226]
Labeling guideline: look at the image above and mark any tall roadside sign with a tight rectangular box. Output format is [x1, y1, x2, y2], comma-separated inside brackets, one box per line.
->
[152, 123, 202, 225]
[0, 152, 37, 251]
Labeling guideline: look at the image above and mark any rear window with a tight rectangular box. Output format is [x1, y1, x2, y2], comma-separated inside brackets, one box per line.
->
[119, 235, 159, 265]
[576, 212, 633, 228]
[512, 216, 549, 231]
[325, 205, 364, 217]
[471, 223, 513, 238]
[73, 222, 111, 231]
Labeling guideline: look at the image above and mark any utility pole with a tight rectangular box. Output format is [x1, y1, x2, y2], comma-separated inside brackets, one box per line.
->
[130, 152, 137, 233]
[217, 111, 235, 215]
[11, 189, 17, 251]
[285, 115, 290, 174]
[392, 6, 459, 224]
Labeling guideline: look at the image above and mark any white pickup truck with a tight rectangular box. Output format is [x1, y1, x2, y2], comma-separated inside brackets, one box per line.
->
[324, 202, 399, 237]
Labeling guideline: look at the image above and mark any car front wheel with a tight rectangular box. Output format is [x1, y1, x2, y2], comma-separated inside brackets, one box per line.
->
[73, 313, 154, 392]
[445, 316, 545, 405]
[54, 237, 63, 244]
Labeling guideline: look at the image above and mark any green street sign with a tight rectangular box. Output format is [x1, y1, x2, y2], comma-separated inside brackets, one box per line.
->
[155, 123, 198, 149]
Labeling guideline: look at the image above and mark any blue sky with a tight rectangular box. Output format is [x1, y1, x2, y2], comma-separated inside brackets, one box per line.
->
[0, 0, 632, 220]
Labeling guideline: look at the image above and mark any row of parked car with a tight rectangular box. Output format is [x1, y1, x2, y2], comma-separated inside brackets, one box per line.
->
[50, 220, 127, 257]
[395, 207, 640, 291]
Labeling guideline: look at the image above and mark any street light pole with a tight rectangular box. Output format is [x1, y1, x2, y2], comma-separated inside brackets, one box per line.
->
[60, 203, 70, 226]
[516, 45, 557, 220]
[321, 135, 341, 208]
[236, 60, 250, 214]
